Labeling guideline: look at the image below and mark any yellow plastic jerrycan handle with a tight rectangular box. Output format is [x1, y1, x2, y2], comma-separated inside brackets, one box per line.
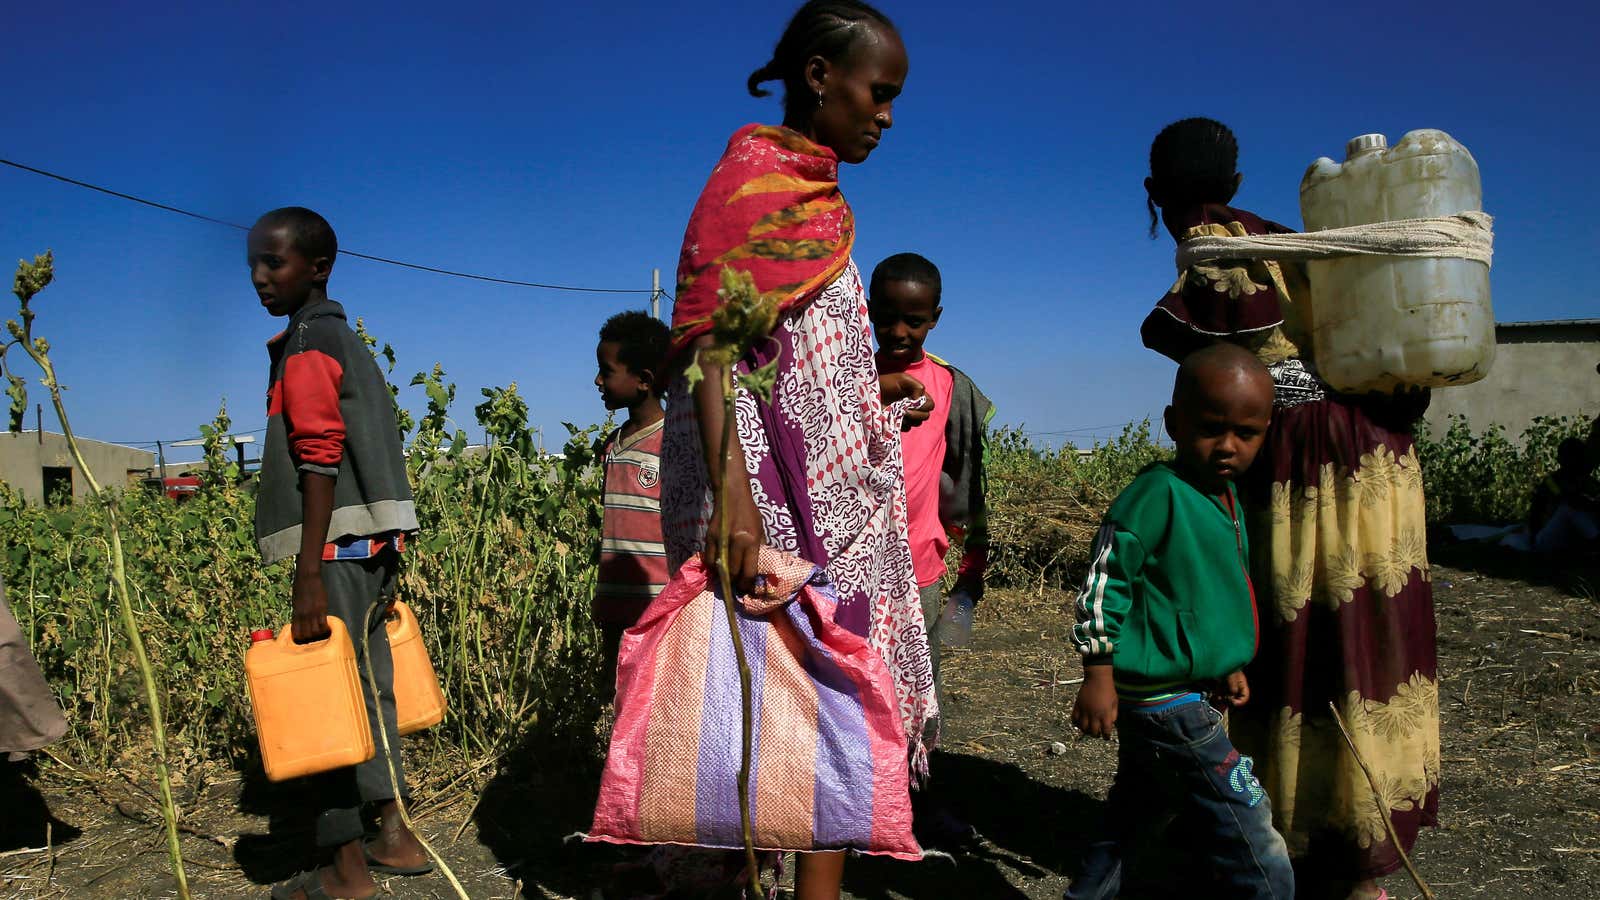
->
[277, 615, 346, 653]
[247, 614, 375, 782]
[386, 600, 447, 735]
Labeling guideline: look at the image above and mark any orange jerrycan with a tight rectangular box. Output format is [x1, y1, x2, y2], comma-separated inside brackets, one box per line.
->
[387, 601, 446, 735]
[245, 617, 374, 782]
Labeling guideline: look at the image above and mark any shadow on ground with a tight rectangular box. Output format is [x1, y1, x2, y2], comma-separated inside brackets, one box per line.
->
[0, 758, 81, 853]
[845, 750, 1093, 899]
[226, 741, 612, 897]
[471, 739, 610, 899]
[844, 750, 1221, 900]
[231, 764, 322, 887]
[1430, 538, 1600, 597]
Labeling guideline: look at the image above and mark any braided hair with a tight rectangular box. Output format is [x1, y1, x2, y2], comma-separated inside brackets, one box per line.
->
[1146, 117, 1239, 238]
[747, 1, 896, 121]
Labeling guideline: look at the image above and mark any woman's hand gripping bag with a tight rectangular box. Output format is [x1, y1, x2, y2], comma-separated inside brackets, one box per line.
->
[589, 547, 921, 859]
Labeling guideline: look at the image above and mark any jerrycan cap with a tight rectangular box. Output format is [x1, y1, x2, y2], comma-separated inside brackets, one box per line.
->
[250, 628, 275, 643]
[1347, 133, 1388, 159]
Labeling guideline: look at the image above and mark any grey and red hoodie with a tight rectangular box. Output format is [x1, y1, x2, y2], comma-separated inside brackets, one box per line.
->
[254, 299, 418, 564]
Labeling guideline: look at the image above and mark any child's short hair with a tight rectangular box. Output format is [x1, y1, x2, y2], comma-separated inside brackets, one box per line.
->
[869, 252, 941, 302]
[1172, 342, 1268, 404]
[254, 207, 339, 261]
[599, 311, 670, 378]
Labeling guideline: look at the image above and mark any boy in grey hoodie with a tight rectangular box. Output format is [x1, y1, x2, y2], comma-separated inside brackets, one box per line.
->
[250, 207, 428, 900]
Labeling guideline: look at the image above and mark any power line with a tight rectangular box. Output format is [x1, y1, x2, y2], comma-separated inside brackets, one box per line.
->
[1, 157, 656, 296]
[101, 426, 268, 448]
[1022, 423, 1136, 437]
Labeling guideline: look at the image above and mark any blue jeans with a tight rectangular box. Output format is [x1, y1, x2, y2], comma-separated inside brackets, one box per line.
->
[1064, 693, 1294, 900]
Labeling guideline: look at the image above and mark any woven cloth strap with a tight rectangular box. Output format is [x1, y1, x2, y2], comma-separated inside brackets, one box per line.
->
[1175, 211, 1493, 270]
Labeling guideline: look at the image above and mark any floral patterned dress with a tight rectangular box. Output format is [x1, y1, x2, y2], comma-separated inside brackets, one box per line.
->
[662, 259, 935, 762]
[1143, 204, 1439, 881]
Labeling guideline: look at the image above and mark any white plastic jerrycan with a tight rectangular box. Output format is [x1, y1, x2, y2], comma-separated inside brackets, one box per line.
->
[1299, 129, 1494, 393]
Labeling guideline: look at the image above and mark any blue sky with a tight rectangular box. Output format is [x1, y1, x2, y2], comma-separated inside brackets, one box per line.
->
[2, 0, 1595, 462]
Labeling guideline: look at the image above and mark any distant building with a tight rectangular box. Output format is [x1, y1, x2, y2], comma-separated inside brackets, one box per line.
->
[0, 431, 154, 504]
[1423, 319, 1600, 440]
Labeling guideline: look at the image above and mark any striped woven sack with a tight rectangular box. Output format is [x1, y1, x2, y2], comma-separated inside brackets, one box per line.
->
[589, 547, 921, 859]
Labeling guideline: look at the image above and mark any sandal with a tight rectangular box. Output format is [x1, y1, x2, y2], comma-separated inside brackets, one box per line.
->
[362, 842, 435, 876]
[269, 868, 378, 900]
[270, 870, 331, 900]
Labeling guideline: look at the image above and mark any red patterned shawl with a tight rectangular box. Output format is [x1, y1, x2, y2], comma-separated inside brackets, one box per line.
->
[670, 124, 855, 358]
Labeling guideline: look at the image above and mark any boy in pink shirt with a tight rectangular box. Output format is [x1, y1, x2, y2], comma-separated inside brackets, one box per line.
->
[871, 253, 995, 845]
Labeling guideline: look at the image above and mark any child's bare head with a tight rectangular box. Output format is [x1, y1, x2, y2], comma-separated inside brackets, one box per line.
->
[247, 207, 337, 317]
[869, 253, 941, 365]
[595, 311, 669, 412]
[1165, 343, 1273, 491]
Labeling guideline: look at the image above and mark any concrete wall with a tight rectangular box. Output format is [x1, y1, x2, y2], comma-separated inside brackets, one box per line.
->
[1423, 320, 1600, 440]
[0, 431, 155, 504]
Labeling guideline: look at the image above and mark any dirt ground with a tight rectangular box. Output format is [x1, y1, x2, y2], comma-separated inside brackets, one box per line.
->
[3, 547, 1597, 899]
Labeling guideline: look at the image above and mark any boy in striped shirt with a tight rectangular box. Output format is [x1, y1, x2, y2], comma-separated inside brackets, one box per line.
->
[1066, 344, 1292, 899]
[592, 311, 670, 699]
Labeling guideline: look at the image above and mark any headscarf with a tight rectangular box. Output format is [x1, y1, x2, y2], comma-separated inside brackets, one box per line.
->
[670, 124, 854, 359]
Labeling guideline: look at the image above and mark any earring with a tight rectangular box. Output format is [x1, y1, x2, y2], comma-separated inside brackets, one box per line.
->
[816, 91, 824, 109]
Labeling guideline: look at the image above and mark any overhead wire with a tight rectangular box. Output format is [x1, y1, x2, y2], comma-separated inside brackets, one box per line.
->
[98, 426, 267, 449]
[1022, 423, 1136, 437]
[2, 158, 683, 445]
[1, 157, 657, 296]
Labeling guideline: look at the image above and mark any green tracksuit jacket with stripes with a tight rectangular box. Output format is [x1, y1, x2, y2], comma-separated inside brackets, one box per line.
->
[1071, 461, 1259, 698]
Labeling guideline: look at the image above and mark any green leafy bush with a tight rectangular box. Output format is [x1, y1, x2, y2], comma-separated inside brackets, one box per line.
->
[1415, 414, 1591, 525]
[1, 366, 607, 772]
[22, 354, 1582, 776]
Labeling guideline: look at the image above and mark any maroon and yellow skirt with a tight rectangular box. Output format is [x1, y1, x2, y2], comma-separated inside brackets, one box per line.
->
[1232, 393, 1440, 880]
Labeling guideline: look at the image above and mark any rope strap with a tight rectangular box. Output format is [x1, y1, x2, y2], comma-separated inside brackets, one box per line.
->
[1175, 211, 1493, 270]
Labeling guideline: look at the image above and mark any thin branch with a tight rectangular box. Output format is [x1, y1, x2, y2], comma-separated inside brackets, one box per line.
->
[361, 601, 471, 900]
[1327, 701, 1436, 900]
[713, 363, 762, 900]
[10, 253, 190, 899]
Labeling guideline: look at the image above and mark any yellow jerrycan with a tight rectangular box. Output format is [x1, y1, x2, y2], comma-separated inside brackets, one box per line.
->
[386, 601, 447, 735]
[246, 616, 374, 782]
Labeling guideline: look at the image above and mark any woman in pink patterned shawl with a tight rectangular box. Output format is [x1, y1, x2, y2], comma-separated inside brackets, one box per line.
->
[658, 2, 932, 897]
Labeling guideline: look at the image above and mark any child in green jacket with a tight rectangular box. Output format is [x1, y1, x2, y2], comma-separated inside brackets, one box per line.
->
[1067, 343, 1293, 900]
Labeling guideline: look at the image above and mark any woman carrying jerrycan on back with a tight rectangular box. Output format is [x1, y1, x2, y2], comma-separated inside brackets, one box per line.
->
[1139, 118, 1438, 900]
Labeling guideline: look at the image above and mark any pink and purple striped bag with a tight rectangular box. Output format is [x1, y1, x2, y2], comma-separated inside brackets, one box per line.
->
[589, 548, 921, 859]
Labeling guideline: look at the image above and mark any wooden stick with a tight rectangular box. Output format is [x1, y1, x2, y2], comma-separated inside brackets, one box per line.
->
[7, 255, 190, 899]
[714, 363, 763, 900]
[1327, 701, 1436, 900]
[362, 602, 471, 900]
